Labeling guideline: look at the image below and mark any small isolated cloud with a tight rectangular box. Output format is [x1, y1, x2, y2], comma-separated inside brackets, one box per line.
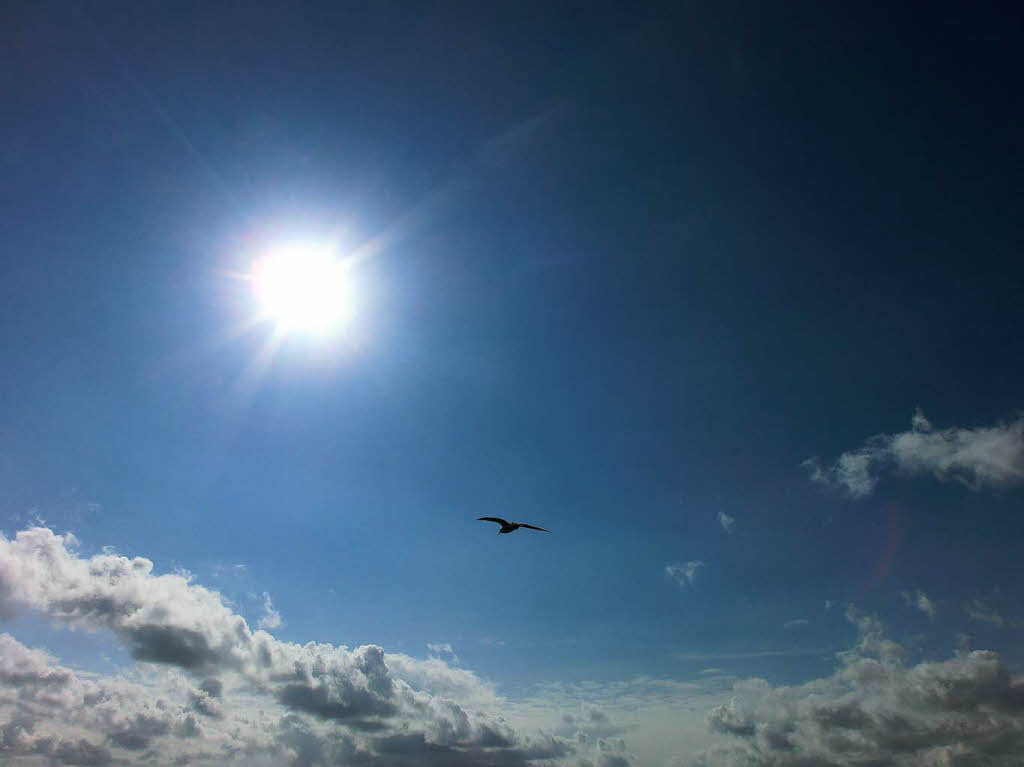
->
[211, 563, 247, 579]
[901, 590, 936, 620]
[804, 409, 1024, 498]
[716, 512, 736, 533]
[257, 591, 283, 630]
[824, 600, 834, 610]
[666, 561, 706, 589]
[966, 598, 1006, 627]
[783, 619, 809, 630]
[426, 642, 459, 666]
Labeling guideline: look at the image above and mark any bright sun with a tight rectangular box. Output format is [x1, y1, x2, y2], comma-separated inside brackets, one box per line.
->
[251, 245, 355, 335]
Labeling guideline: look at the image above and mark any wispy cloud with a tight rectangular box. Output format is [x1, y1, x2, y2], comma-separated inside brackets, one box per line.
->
[671, 648, 827, 662]
[901, 590, 936, 620]
[257, 591, 283, 630]
[783, 618, 809, 630]
[426, 642, 460, 666]
[965, 598, 1016, 628]
[716, 512, 736, 533]
[666, 561, 706, 589]
[805, 410, 1024, 498]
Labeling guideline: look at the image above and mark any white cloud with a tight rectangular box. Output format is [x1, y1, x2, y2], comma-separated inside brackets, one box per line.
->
[805, 410, 1024, 498]
[7, 525, 1024, 766]
[258, 592, 283, 630]
[680, 610, 1024, 767]
[901, 589, 936, 620]
[782, 619, 808, 630]
[666, 561, 706, 589]
[427, 642, 460, 666]
[0, 526, 605, 766]
[716, 512, 736, 533]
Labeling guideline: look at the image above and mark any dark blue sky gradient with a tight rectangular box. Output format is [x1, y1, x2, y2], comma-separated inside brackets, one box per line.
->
[2, 2, 1022, 686]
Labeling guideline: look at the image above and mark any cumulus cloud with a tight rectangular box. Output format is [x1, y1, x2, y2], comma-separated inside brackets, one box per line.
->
[901, 589, 936, 620]
[0, 526, 606, 766]
[804, 409, 1024, 498]
[716, 513, 735, 533]
[666, 561, 706, 589]
[555, 706, 631, 744]
[681, 609, 1024, 767]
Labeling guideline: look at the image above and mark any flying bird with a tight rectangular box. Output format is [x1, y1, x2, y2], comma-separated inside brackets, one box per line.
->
[477, 517, 549, 534]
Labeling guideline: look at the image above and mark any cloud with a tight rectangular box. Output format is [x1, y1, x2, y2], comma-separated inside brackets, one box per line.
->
[682, 610, 1024, 767]
[782, 619, 808, 630]
[716, 513, 736, 534]
[901, 590, 937, 620]
[672, 649, 826, 663]
[258, 592, 283, 630]
[804, 410, 1024, 498]
[427, 643, 460, 666]
[666, 561, 706, 589]
[0, 526, 604, 766]
[966, 598, 1010, 627]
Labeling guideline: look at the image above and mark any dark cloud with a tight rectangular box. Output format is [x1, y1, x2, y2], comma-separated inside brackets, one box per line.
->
[54, 738, 113, 765]
[106, 713, 171, 750]
[127, 624, 227, 671]
[276, 682, 398, 722]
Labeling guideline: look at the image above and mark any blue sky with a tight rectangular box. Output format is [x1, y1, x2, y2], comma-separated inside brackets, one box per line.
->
[1, 3, 1023, 766]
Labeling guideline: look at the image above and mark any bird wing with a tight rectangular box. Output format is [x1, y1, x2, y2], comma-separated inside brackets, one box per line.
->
[478, 517, 511, 526]
[517, 523, 550, 532]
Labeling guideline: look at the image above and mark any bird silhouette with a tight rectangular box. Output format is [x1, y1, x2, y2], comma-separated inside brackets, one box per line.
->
[477, 517, 549, 534]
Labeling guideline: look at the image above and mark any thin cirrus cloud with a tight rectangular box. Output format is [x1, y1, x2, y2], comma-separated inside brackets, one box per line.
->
[803, 409, 1024, 498]
[666, 561, 706, 589]
[0, 526, 622, 767]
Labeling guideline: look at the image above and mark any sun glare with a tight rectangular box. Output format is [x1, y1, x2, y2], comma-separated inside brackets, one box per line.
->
[251, 246, 355, 335]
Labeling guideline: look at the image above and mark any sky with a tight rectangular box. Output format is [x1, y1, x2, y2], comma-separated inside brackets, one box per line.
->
[1, 2, 1023, 765]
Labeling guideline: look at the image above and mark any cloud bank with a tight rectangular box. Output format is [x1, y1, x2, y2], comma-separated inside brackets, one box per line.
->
[804, 410, 1024, 498]
[0, 526, 624, 767]
[682, 608, 1024, 767]
[5, 527, 1024, 766]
